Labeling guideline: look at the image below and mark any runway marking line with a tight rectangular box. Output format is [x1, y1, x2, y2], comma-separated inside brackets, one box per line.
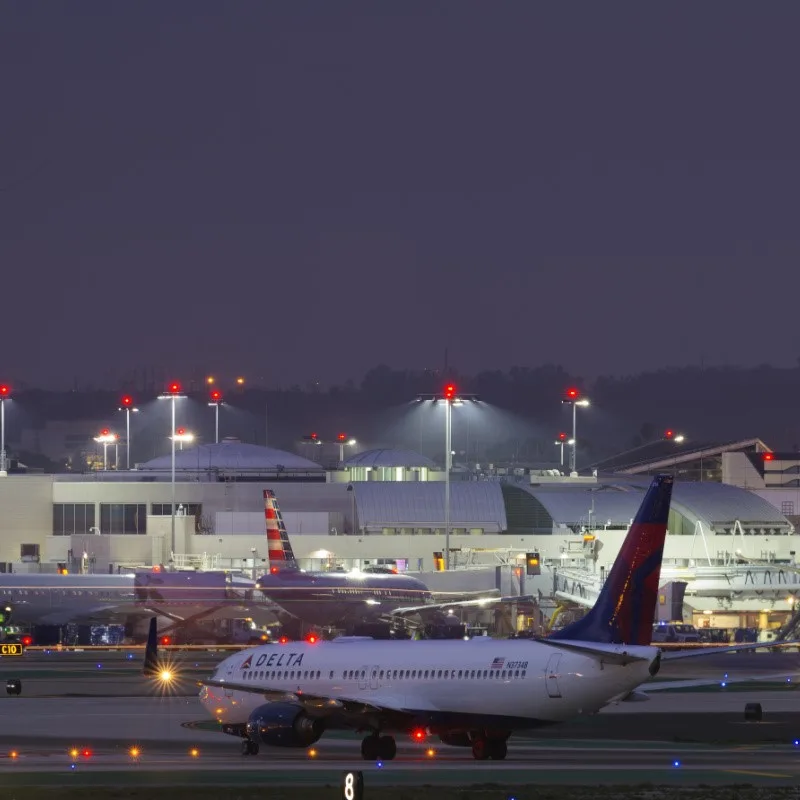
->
[724, 769, 793, 779]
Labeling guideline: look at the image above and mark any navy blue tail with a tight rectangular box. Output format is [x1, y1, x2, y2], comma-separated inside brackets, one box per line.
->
[550, 474, 674, 646]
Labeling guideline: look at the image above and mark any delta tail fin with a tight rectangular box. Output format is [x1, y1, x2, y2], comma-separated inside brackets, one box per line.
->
[142, 617, 159, 676]
[550, 474, 674, 646]
[264, 489, 298, 571]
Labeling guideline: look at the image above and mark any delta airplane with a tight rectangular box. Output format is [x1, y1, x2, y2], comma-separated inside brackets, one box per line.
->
[185, 474, 796, 761]
[253, 490, 512, 631]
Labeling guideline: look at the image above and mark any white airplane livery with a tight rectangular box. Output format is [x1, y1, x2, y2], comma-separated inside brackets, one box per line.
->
[149, 474, 792, 761]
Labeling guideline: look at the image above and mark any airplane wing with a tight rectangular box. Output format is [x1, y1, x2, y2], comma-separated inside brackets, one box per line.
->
[199, 677, 436, 716]
[659, 640, 800, 660]
[391, 595, 535, 617]
[642, 671, 797, 693]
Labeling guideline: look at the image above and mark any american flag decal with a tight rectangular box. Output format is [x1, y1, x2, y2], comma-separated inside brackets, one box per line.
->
[490, 657, 505, 669]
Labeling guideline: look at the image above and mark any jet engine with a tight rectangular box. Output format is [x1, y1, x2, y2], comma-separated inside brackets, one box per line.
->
[246, 703, 324, 748]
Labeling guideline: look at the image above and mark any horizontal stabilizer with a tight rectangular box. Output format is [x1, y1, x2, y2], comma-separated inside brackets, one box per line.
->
[539, 637, 651, 666]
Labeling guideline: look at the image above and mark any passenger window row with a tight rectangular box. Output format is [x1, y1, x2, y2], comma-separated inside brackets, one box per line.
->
[242, 669, 329, 681]
[241, 667, 528, 684]
[341, 668, 527, 681]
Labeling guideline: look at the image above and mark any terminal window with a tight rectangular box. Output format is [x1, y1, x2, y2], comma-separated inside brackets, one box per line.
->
[99, 503, 147, 535]
[52, 503, 96, 536]
[782, 501, 795, 515]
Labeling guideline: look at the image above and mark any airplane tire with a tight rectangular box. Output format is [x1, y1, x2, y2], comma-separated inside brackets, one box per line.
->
[361, 735, 379, 760]
[471, 739, 489, 760]
[489, 740, 507, 760]
[377, 735, 397, 761]
[242, 740, 259, 756]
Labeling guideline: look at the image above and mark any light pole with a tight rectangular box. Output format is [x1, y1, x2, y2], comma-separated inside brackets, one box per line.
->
[158, 381, 186, 561]
[562, 388, 590, 475]
[417, 384, 478, 570]
[171, 428, 194, 451]
[554, 432, 567, 466]
[93, 429, 117, 471]
[118, 395, 139, 470]
[336, 433, 357, 464]
[208, 390, 223, 443]
[0, 384, 10, 476]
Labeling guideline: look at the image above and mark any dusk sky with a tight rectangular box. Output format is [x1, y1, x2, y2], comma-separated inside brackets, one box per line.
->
[3, 3, 799, 388]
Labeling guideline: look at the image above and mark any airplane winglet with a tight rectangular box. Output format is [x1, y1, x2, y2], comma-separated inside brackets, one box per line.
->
[142, 617, 159, 676]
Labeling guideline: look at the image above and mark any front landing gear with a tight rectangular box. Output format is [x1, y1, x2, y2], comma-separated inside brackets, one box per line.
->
[471, 738, 507, 760]
[361, 734, 397, 761]
[241, 739, 259, 756]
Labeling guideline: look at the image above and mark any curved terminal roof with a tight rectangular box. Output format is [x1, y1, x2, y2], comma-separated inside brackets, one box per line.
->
[138, 439, 323, 473]
[519, 479, 790, 533]
[345, 448, 436, 469]
[353, 482, 506, 531]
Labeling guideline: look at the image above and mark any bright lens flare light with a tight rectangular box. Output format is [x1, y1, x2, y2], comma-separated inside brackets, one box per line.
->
[69, 748, 79, 759]
[308, 748, 318, 758]
[128, 746, 141, 759]
[426, 748, 436, 757]
[9, 751, 18, 760]
[189, 748, 200, 758]
[160, 669, 173, 683]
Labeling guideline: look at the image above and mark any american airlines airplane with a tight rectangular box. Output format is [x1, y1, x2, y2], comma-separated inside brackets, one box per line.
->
[188, 475, 792, 761]
[254, 490, 511, 631]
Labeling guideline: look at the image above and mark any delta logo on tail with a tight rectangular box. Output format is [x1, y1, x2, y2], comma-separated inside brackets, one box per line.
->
[551, 474, 673, 646]
[264, 490, 298, 571]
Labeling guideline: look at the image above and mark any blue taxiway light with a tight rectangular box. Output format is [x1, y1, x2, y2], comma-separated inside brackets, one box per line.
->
[673, 760, 681, 768]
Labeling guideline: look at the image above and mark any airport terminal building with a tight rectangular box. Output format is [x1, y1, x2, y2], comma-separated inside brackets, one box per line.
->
[0, 438, 796, 635]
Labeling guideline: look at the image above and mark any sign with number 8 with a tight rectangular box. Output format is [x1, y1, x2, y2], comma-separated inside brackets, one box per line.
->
[342, 771, 364, 800]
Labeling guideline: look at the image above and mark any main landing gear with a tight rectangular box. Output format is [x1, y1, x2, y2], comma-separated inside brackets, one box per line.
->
[241, 739, 259, 756]
[360, 733, 397, 761]
[471, 738, 507, 760]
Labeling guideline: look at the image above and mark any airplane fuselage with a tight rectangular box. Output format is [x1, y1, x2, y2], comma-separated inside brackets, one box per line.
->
[255, 572, 433, 627]
[200, 638, 658, 732]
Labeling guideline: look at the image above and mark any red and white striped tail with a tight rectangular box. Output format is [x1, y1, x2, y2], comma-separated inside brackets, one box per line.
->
[264, 489, 297, 569]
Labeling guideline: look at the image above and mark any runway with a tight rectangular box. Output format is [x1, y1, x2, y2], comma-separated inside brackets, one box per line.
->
[1, 650, 799, 786]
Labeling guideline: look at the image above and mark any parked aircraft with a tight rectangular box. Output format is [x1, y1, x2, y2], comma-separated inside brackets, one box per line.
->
[254, 490, 510, 631]
[188, 474, 793, 761]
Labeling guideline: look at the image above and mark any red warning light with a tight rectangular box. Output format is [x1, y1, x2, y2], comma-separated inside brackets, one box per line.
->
[176, 428, 185, 436]
[412, 728, 426, 742]
[306, 634, 318, 644]
[443, 383, 457, 401]
[565, 387, 580, 400]
[121, 395, 133, 408]
[310, 432, 318, 440]
[337, 433, 346, 441]
[0, 385, 10, 398]
[764, 453, 775, 461]
[168, 381, 181, 394]
[160, 636, 172, 646]
[20, 634, 33, 647]
[278, 636, 289, 645]
[210, 390, 222, 402]
[101, 429, 109, 436]
[270, 566, 279, 575]
[558, 432, 567, 441]
[81, 749, 92, 758]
